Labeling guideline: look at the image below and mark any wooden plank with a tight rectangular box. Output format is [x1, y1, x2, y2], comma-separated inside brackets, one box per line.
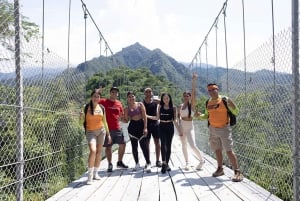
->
[158, 172, 177, 201]
[171, 151, 220, 201]
[203, 153, 282, 201]
[88, 169, 134, 201]
[120, 167, 144, 200]
[45, 175, 87, 201]
[138, 167, 160, 201]
[85, 150, 134, 201]
[46, 133, 283, 201]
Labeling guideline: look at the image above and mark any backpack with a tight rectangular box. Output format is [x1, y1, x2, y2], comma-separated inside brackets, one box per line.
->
[205, 96, 236, 126]
[83, 103, 105, 130]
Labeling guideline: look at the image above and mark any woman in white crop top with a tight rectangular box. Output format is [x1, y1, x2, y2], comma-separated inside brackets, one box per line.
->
[178, 73, 205, 171]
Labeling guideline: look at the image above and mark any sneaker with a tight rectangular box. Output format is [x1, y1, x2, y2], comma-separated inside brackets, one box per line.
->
[161, 163, 167, 174]
[166, 164, 171, 172]
[156, 161, 162, 167]
[87, 172, 93, 185]
[133, 163, 140, 171]
[196, 160, 205, 170]
[107, 163, 113, 172]
[212, 167, 224, 177]
[183, 164, 191, 171]
[232, 169, 243, 182]
[93, 173, 101, 180]
[145, 163, 151, 173]
[117, 161, 129, 169]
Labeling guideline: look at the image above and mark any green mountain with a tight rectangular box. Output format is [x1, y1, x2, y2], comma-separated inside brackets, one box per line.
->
[77, 42, 191, 88]
[76, 42, 292, 97]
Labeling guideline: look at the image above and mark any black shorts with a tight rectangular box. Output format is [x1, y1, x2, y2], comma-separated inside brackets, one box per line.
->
[146, 122, 160, 139]
[103, 129, 126, 147]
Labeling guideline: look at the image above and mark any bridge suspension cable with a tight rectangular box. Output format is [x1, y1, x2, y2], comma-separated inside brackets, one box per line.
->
[188, 0, 228, 91]
[189, 0, 228, 69]
[80, 0, 113, 57]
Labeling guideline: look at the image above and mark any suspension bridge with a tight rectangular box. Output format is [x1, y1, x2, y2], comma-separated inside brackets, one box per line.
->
[0, 0, 299, 200]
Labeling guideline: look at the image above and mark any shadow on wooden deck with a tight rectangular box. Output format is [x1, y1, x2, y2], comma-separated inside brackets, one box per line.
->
[47, 135, 282, 201]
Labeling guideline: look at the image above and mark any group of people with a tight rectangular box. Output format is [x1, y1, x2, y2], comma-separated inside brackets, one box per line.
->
[80, 72, 243, 185]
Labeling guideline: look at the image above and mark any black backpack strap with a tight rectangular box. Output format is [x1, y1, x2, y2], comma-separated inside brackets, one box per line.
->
[84, 103, 89, 115]
[222, 96, 237, 126]
[222, 96, 229, 111]
[83, 103, 89, 131]
[99, 104, 105, 114]
[205, 99, 210, 127]
[205, 99, 209, 108]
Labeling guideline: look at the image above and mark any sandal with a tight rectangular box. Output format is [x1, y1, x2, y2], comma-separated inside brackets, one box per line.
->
[232, 169, 243, 182]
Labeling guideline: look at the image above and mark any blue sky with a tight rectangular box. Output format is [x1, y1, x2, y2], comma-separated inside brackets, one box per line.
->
[21, 0, 291, 67]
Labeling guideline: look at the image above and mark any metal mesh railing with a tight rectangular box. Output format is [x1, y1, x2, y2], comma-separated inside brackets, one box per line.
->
[0, 0, 297, 201]
[194, 28, 294, 201]
[0, 35, 88, 200]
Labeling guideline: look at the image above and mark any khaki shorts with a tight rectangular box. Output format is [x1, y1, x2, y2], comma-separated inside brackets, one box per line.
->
[86, 128, 106, 145]
[209, 125, 233, 151]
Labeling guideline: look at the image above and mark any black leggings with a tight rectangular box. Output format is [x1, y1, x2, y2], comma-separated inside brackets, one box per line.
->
[159, 122, 174, 164]
[128, 119, 150, 164]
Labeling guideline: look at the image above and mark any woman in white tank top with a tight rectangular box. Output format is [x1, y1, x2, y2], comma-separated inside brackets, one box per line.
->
[178, 73, 205, 171]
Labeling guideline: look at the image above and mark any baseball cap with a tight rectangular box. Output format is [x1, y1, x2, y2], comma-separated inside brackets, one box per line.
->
[110, 86, 119, 92]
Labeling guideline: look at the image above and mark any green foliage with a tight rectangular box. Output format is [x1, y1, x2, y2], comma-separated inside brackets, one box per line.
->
[86, 66, 185, 106]
[0, 0, 39, 60]
[0, 82, 87, 200]
[226, 90, 293, 200]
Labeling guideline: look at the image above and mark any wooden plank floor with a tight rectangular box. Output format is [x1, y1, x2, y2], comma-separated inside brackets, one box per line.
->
[47, 135, 282, 201]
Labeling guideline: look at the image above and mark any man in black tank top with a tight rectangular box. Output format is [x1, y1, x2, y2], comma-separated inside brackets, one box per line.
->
[143, 88, 162, 167]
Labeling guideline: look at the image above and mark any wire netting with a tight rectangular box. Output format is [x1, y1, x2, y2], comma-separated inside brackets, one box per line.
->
[193, 28, 294, 201]
[0, 24, 88, 201]
[0, 0, 298, 201]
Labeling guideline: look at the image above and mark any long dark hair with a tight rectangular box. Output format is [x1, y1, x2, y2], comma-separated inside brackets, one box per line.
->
[160, 93, 174, 119]
[88, 89, 100, 115]
[183, 91, 192, 118]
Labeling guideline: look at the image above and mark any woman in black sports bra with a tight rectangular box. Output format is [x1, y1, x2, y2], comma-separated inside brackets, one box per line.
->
[124, 91, 151, 172]
[147, 93, 180, 173]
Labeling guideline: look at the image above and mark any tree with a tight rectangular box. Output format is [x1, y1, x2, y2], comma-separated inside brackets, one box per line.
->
[0, 0, 39, 60]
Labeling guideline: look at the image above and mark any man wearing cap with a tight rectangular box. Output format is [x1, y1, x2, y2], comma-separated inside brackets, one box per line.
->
[197, 83, 243, 182]
[142, 88, 162, 167]
[99, 87, 128, 172]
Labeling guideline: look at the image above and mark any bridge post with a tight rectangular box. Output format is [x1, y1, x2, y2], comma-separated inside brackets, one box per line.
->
[14, 0, 24, 201]
[292, 0, 300, 200]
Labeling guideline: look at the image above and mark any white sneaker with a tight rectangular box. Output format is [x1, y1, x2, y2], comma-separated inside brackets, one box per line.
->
[87, 172, 93, 185]
[184, 164, 191, 171]
[133, 163, 140, 171]
[196, 160, 205, 170]
[145, 163, 151, 173]
[93, 173, 101, 180]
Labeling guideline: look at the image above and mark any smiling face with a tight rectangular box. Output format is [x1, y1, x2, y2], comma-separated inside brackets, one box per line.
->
[162, 94, 170, 104]
[183, 92, 191, 102]
[127, 93, 135, 104]
[109, 89, 119, 100]
[144, 88, 153, 98]
[91, 91, 101, 105]
[207, 84, 219, 99]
